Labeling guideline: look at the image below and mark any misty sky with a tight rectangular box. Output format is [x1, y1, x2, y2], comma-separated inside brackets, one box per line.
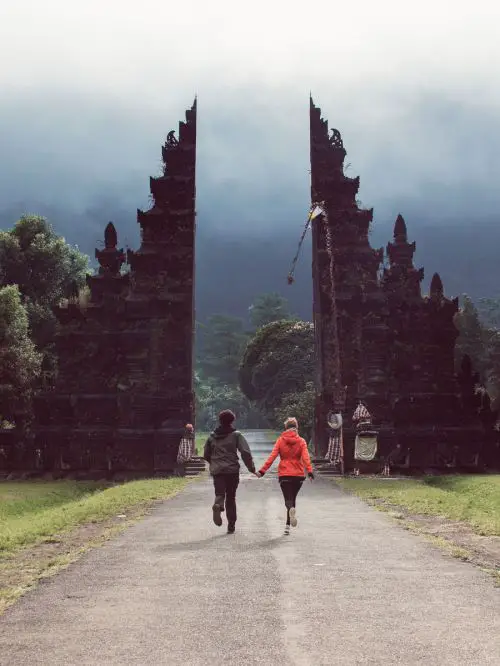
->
[1, 0, 500, 257]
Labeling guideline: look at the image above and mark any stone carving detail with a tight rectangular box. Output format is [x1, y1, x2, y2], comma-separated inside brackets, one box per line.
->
[95, 222, 126, 275]
[166, 130, 179, 147]
[329, 128, 344, 150]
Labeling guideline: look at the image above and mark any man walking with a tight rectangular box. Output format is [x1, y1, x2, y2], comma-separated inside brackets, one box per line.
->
[203, 410, 256, 534]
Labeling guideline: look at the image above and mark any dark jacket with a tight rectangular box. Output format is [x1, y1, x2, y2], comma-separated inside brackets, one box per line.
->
[203, 426, 255, 475]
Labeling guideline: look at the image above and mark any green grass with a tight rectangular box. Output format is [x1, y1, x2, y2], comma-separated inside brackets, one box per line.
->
[338, 475, 500, 536]
[195, 431, 209, 454]
[0, 478, 188, 554]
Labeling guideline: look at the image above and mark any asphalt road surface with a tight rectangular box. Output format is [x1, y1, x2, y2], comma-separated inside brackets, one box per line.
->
[0, 431, 499, 665]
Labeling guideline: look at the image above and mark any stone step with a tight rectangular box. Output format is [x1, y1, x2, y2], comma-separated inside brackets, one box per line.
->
[314, 462, 342, 477]
[183, 457, 207, 477]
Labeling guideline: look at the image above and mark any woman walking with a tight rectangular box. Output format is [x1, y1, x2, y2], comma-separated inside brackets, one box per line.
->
[257, 417, 314, 534]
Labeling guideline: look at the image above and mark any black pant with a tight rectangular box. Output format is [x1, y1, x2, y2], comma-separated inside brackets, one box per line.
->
[279, 476, 304, 525]
[213, 473, 240, 526]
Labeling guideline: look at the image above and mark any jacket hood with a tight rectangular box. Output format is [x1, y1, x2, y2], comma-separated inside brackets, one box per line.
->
[280, 428, 301, 445]
[212, 425, 236, 439]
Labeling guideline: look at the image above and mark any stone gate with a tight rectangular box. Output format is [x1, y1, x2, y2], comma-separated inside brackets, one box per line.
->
[29, 100, 197, 478]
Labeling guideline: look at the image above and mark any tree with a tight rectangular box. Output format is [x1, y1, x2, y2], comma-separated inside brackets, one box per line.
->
[274, 381, 315, 442]
[476, 297, 500, 330]
[454, 295, 500, 408]
[194, 371, 261, 431]
[239, 320, 314, 422]
[0, 215, 90, 380]
[484, 331, 500, 404]
[0, 286, 41, 426]
[454, 295, 488, 378]
[197, 315, 249, 386]
[248, 292, 292, 329]
[0, 215, 89, 307]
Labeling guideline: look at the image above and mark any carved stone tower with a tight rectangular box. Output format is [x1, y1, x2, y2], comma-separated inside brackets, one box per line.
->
[126, 99, 197, 433]
[310, 99, 496, 472]
[33, 101, 197, 477]
[382, 214, 425, 403]
[309, 97, 386, 459]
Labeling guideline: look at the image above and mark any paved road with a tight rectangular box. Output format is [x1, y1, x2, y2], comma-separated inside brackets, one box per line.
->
[243, 429, 277, 469]
[0, 433, 499, 665]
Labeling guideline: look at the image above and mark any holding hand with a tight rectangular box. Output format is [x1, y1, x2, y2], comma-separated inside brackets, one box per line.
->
[308, 472, 314, 481]
[253, 471, 263, 478]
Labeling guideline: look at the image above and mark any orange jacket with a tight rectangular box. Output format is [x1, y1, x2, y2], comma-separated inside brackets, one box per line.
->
[259, 429, 313, 477]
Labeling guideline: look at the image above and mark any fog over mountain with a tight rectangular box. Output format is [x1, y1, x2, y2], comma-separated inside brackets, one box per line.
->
[1, 1, 500, 321]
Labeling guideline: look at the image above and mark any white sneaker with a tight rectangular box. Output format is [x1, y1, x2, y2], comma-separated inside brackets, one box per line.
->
[284, 525, 290, 535]
[289, 508, 298, 527]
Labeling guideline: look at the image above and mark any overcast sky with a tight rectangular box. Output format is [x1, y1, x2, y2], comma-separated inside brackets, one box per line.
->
[1, 0, 500, 250]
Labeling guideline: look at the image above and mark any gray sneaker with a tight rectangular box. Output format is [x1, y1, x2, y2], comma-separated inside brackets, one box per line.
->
[289, 508, 298, 527]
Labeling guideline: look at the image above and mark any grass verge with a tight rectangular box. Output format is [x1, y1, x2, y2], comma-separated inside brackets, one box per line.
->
[0, 478, 189, 613]
[337, 475, 500, 536]
[1, 478, 189, 553]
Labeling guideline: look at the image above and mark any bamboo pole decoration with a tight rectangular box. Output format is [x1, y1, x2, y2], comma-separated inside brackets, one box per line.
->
[287, 209, 314, 284]
[287, 203, 347, 469]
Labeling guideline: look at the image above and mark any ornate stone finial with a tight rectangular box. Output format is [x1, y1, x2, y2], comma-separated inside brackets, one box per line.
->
[96, 222, 126, 276]
[386, 214, 418, 274]
[394, 214, 407, 241]
[166, 130, 179, 147]
[430, 272, 444, 299]
[329, 128, 344, 150]
[104, 222, 117, 250]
